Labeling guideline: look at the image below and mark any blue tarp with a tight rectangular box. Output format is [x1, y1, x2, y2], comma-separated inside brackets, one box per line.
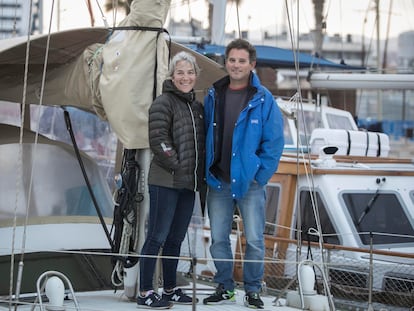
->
[358, 118, 414, 140]
[185, 43, 360, 70]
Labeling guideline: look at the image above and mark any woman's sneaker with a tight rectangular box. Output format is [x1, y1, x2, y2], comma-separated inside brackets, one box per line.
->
[137, 291, 172, 309]
[162, 288, 198, 304]
[244, 292, 264, 309]
[202, 285, 236, 305]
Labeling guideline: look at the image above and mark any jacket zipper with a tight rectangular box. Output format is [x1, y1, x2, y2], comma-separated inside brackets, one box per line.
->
[187, 102, 198, 192]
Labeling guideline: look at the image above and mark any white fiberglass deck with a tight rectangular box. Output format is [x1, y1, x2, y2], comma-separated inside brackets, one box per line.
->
[0, 286, 295, 311]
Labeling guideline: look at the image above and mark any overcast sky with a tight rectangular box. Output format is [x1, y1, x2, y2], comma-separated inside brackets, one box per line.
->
[170, 0, 414, 39]
[45, 0, 413, 39]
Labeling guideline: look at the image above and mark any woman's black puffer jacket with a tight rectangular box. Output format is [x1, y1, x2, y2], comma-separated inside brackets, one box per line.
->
[147, 79, 205, 191]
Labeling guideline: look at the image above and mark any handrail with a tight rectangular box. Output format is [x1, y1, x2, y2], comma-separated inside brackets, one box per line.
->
[264, 235, 414, 260]
[33, 271, 80, 311]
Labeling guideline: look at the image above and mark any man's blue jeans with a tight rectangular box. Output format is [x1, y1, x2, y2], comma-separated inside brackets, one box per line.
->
[139, 185, 195, 291]
[207, 182, 266, 293]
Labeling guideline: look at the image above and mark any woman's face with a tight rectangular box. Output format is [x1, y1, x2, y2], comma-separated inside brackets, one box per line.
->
[172, 60, 197, 93]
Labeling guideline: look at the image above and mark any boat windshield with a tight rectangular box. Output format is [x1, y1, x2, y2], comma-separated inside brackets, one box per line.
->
[326, 112, 356, 130]
[296, 110, 320, 146]
[343, 192, 414, 245]
[0, 143, 113, 221]
[296, 190, 340, 245]
[282, 116, 294, 145]
[295, 190, 414, 246]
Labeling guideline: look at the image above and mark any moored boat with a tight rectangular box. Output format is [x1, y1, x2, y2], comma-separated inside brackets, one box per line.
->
[1, 1, 414, 310]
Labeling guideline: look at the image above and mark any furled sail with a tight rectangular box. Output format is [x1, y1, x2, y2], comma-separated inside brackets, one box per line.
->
[0, 0, 224, 148]
[96, 0, 171, 149]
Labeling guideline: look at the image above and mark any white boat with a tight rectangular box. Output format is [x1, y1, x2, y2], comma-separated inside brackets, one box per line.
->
[258, 100, 414, 310]
[1, 1, 414, 311]
[3, 99, 414, 311]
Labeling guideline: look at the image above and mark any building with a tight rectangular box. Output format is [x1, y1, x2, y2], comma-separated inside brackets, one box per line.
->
[0, 0, 42, 39]
[398, 31, 414, 72]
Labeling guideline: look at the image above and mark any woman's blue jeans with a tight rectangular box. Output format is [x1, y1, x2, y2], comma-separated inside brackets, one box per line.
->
[139, 185, 195, 291]
[207, 182, 266, 293]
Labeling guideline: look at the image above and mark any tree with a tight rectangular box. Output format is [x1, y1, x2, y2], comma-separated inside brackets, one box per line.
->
[104, 0, 133, 15]
[103, 0, 243, 42]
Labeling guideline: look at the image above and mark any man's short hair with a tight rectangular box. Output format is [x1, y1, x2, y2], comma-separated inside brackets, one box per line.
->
[225, 39, 257, 63]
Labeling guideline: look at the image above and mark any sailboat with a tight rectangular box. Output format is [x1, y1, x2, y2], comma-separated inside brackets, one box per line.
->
[1, 0, 414, 311]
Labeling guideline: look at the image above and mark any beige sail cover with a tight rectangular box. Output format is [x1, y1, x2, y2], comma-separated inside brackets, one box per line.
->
[97, 0, 171, 149]
[0, 0, 225, 144]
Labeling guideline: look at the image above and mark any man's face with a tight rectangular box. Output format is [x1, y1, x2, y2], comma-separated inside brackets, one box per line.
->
[225, 48, 255, 85]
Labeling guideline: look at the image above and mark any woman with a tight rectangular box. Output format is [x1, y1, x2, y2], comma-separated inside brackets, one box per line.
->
[137, 51, 204, 309]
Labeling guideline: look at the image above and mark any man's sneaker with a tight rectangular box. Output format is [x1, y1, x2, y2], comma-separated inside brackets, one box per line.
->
[202, 285, 236, 305]
[244, 292, 264, 309]
[137, 291, 172, 309]
[162, 288, 198, 304]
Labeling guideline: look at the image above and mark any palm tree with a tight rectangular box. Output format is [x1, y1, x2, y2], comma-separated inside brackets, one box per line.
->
[103, 0, 243, 42]
[104, 0, 133, 15]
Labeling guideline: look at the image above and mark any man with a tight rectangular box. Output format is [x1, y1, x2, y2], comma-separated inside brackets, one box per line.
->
[203, 39, 284, 309]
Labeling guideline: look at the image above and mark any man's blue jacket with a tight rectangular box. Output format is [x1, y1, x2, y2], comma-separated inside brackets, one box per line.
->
[204, 72, 285, 199]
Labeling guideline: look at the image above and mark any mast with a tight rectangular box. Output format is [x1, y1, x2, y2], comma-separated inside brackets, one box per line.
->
[311, 0, 325, 57]
[375, 0, 381, 72]
[210, 0, 226, 45]
[375, 0, 382, 120]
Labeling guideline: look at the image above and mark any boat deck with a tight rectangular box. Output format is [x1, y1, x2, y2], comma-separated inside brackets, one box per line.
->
[0, 283, 301, 311]
[74, 288, 282, 311]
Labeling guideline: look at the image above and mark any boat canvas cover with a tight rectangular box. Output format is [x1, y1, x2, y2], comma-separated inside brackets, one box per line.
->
[0, 0, 172, 149]
[0, 0, 227, 149]
[97, 0, 171, 149]
[0, 29, 109, 109]
[90, 0, 226, 148]
[186, 44, 362, 69]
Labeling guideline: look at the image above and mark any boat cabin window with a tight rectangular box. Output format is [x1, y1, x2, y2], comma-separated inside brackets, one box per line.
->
[0, 104, 115, 221]
[295, 190, 340, 245]
[282, 115, 294, 145]
[0, 101, 20, 127]
[36, 106, 117, 187]
[326, 113, 355, 130]
[296, 110, 320, 146]
[343, 192, 414, 245]
[264, 184, 281, 235]
[0, 143, 113, 221]
[0, 104, 117, 188]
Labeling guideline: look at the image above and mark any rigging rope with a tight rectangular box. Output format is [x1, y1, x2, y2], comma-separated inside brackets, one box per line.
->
[283, 1, 336, 309]
[112, 0, 119, 27]
[9, 0, 34, 306]
[85, 0, 96, 26]
[95, 0, 109, 28]
[225, 1, 333, 300]
[10, 0, 56, 306]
